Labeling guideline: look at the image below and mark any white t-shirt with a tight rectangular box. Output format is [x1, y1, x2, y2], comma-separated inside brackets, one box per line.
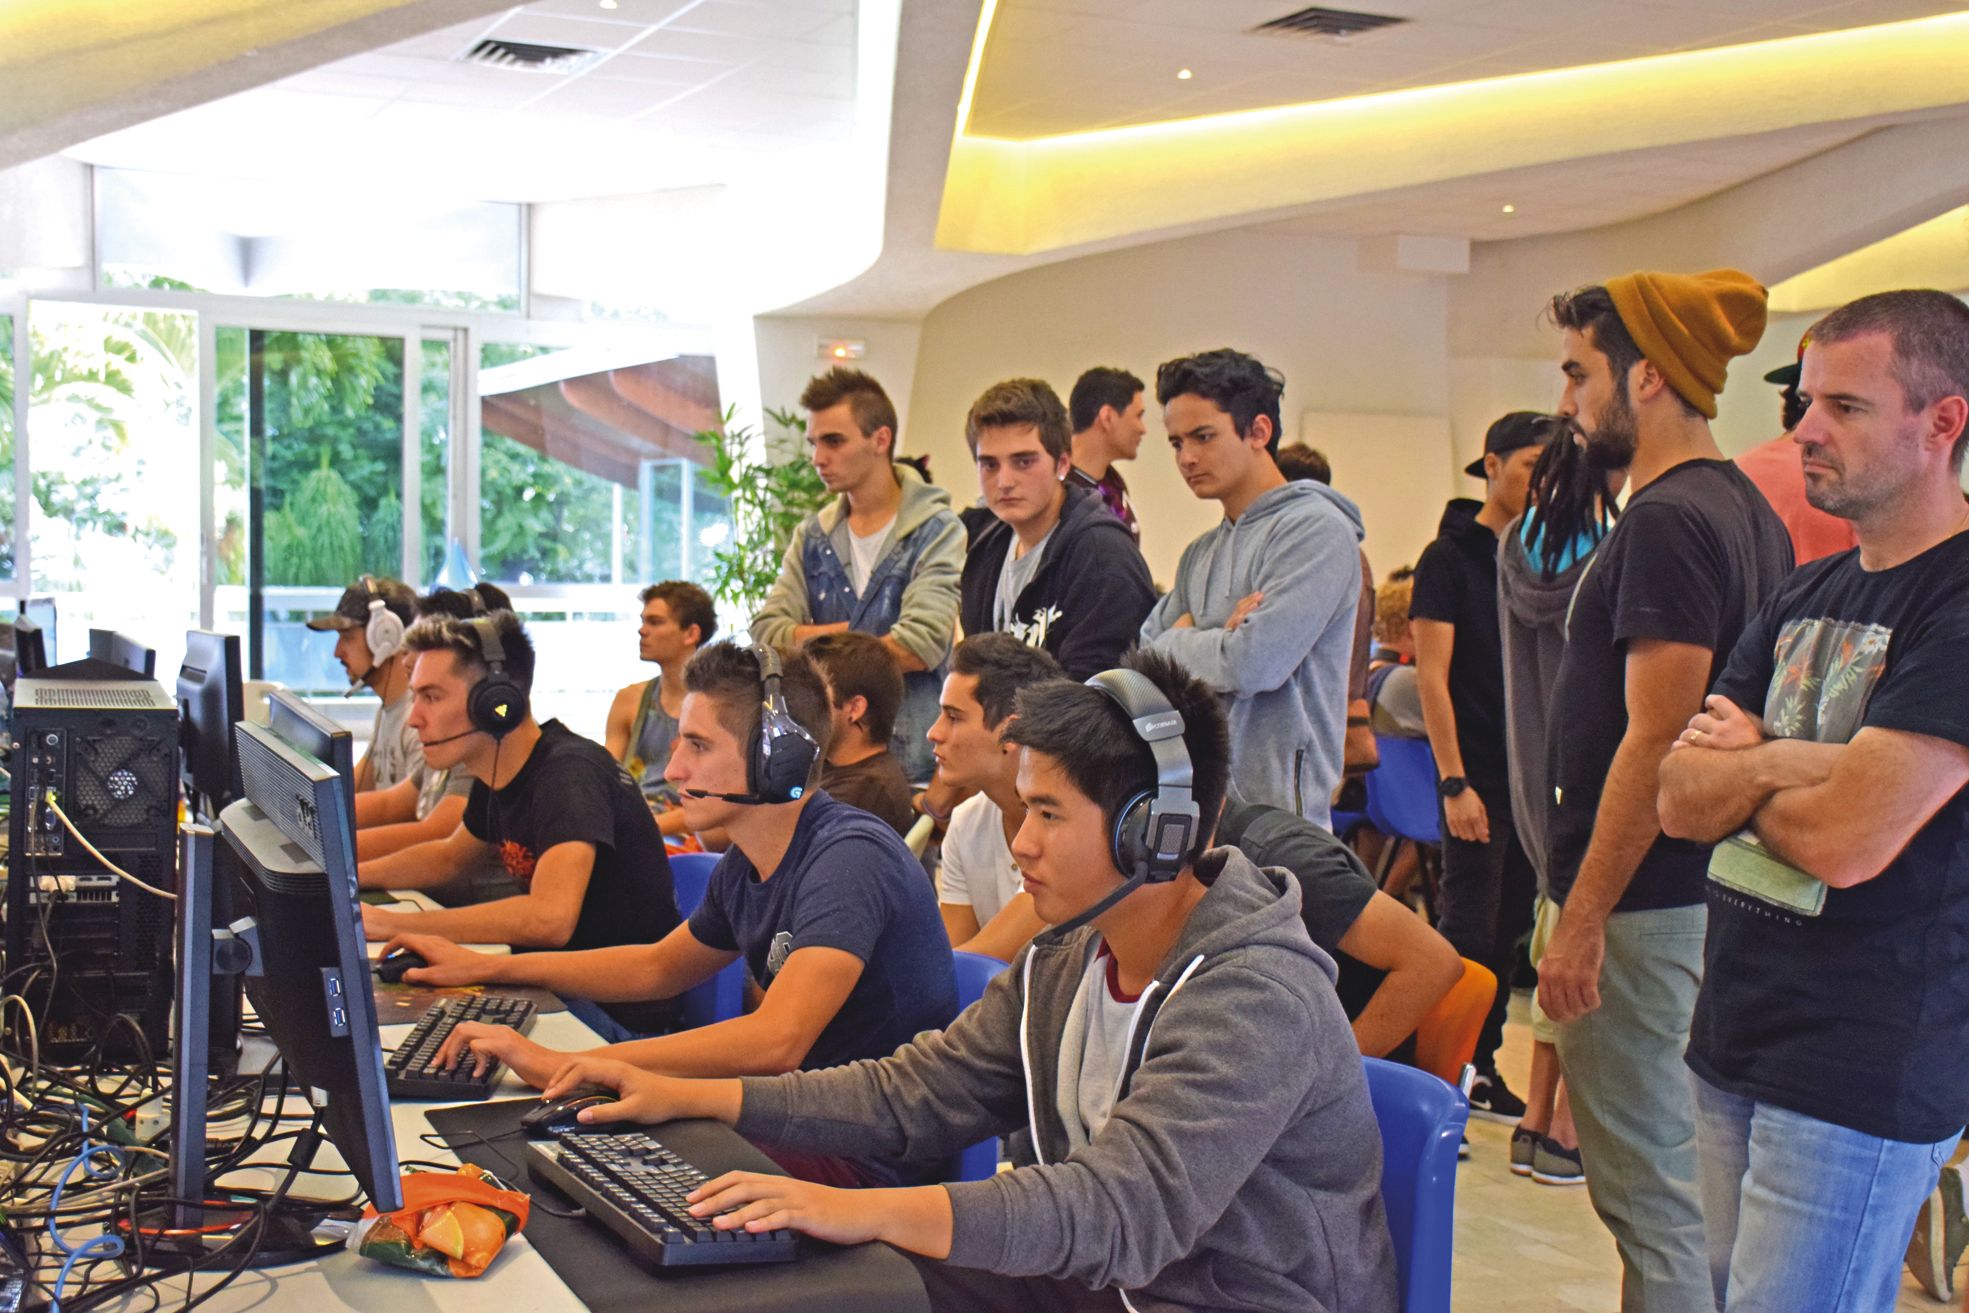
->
[368, 690, 424, 791]
[937, 793, 1023, 926]
[846, 517, 895, 595]
[992, 525, 1056, 631]
[1057, 945, 1141, 1148]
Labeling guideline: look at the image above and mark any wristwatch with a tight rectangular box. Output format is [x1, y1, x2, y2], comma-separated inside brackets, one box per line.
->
[1437, 775, 1470, 800]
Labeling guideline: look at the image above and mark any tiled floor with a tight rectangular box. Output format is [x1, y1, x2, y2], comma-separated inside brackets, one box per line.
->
[1457, 995, 1957, 1311]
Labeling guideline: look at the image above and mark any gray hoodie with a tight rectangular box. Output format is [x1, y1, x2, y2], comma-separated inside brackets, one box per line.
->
[737, 850, 1397, 1313]
[1496, 513, 1594, 888]
[1141, 481, 1366, 829]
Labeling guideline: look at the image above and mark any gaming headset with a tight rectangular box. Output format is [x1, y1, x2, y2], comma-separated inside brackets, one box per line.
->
[682, 646, 820, 806]
[361, 575, 406, 666]
[1036, 669, 1201, 942]
[464, 615, 528, 740]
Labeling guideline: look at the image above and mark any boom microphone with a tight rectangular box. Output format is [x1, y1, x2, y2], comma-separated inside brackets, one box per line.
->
[681, 788, 764, 804]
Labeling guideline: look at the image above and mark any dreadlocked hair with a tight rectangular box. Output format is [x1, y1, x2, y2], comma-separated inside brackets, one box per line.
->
[1524, 419, 1617, 577]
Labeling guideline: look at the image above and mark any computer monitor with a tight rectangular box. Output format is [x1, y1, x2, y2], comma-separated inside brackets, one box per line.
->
[265, 687, 355, 784]
[90, 627, 158, 677]
[213, 721, 400, 1210]
[22, 596, 56, 660]
[178, 630, 244, 821]
[12, 616, 47, 679]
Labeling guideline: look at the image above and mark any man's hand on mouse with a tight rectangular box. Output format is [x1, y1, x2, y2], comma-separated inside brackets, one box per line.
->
[378, 933, 493, 987]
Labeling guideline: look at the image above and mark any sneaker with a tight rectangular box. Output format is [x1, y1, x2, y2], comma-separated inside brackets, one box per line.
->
[1509, 1127, 1538, 1177]
[1530, 1136, 1586, 1186]
[1906, 1164, 1966, 1301]
[1467, 1074, 1528, 1125]
[1457, 1134, 1470, 1162]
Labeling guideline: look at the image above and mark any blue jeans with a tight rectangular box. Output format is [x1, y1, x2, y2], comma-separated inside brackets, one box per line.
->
[563, 996, 644, 1046]
[1695, 1073, 1960, 1312]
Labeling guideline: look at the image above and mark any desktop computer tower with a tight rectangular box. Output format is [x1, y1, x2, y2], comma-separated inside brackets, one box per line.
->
[5, 672, 183, 1062]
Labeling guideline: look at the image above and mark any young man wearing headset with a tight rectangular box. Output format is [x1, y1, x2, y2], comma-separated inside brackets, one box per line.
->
[535, 649, 1397, 1313]
[358, 610, 683, 1039]
[306, 575, 419, 794]
[383, 641, 957, 1187]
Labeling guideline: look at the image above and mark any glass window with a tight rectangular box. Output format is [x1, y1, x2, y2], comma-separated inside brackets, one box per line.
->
[0, 313, 15, 581]
[220, 330, 409, 691]
[419, 336, 453, 584]
[96, 169, 521, 311]
[26, 302, 201, 674]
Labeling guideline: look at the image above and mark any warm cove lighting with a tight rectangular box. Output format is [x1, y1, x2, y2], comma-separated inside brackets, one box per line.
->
[938, 8, 1969, 256]
[1770, 204, 1969, 312]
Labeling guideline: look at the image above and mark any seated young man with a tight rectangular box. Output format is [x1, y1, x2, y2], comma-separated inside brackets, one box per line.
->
[382, 642, 958, 1185]
[308, 574, 419, 794]
[605, 579, 716, 840]
[928, 633, 1063, 960]
[535, 650, 1398, 1313]
[803, 630, 916, 836]
[1216, 797, 1463, 1058]
[357, 610, 682, 1038]
[355, 584, 511, 873]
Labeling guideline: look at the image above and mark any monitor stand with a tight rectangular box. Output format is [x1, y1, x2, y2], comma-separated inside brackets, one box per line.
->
[127, 823, 355, 1271]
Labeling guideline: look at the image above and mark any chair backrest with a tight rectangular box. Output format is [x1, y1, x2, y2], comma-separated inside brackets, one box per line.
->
[950, 949, 1006, 1011]
[943, 950, 1010, 1183]
[1363, 1056, 1468, 1313]
[1365, 735, 1441, 844]
[665, 851, 744, 1030]
[904, 812, 936, 858]
[1411, 959, 1497, 1087]
[668, 851, 722, 917]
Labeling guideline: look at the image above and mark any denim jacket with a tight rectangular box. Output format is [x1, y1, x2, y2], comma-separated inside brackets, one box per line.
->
[753, 465, 964, 783]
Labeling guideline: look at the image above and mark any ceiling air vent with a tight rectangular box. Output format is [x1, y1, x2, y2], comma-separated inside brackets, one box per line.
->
[1251, 6, 1408, 43]
[460, 39, 601, 74]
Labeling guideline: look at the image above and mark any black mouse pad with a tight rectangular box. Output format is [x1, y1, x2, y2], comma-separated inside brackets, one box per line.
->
[427, 1100, 928, 1313]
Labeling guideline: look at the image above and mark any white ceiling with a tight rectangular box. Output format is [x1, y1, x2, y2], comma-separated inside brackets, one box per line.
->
[64, 0, 862, 202]
[970, 0, 1969, 138]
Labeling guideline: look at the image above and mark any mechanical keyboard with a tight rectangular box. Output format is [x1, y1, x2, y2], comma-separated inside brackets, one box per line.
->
[526, 1130, 798, 1269]
[384, 994, 538, 1101]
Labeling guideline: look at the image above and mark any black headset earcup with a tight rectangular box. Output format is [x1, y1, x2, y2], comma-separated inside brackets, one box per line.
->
[753, 709, 819, 804]
[469, 674, 527, 739]
[1110, 790, 1153, 880]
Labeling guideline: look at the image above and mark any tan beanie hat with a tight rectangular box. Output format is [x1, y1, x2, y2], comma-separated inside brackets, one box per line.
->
[1605, 269, 1768, 419]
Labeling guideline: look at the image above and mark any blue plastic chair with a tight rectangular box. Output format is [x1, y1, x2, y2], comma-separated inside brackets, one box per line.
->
[1364, 735, 1441, 845]
[944, 950, 1009, 1182]
[1363, 1056, 1468, 1313]
[666, 851, 745, 1029]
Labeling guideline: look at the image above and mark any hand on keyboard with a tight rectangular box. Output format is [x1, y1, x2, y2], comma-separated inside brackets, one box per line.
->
[685, 1171, 891, 1248]
[377, 931, 496, 988]
[434, 1020, 561, 1087]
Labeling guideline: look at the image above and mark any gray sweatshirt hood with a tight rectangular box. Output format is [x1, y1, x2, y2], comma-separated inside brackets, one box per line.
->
[1244, 477, 1365, 541]
[815, 460, 953, 541]
[1498, 511, 1589, 629]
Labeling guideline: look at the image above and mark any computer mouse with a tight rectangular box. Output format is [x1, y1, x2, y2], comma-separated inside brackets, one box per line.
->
[374, 948, 427, 983]
[520, 1084, 619, 1138]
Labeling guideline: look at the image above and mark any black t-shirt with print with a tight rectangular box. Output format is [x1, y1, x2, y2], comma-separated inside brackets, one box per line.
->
[464, 719, 682, 1031]
[1688, 534, 1969, 1142]
[1545, 461, 1793, 911]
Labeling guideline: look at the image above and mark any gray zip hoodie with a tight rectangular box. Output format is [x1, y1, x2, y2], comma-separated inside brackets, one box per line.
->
[1496, 512, 1596, 888]
[1141, 481, 1366, 829]
[736, 849, 1397, 1313]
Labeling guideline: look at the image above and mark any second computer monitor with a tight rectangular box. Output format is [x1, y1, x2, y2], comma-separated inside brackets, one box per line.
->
[178, 630, 244, 820]
[219, 721, 400, 1211]
[90, 627, 158, 678]
[265, 687, 355, 785]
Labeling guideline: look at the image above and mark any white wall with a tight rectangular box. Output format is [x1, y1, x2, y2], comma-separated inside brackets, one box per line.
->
[905, 227, 1455, 584]
[753, 314, 926, 452]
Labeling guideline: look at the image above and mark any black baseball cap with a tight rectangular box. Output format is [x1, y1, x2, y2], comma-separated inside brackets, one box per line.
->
[1465, 411, 1558, 479]
[305, 578, 413, 632]
[1763, 330, 1811, 389]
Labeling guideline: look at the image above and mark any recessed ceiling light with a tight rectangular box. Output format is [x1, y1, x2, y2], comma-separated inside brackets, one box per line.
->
[1176, 68, 1194, 80]
[599, 0, 619, 8]
[1501, 203, 1516, 214]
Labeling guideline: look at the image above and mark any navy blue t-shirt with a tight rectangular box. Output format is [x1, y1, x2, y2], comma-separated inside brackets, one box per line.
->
[687, 792, 957, 1071]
